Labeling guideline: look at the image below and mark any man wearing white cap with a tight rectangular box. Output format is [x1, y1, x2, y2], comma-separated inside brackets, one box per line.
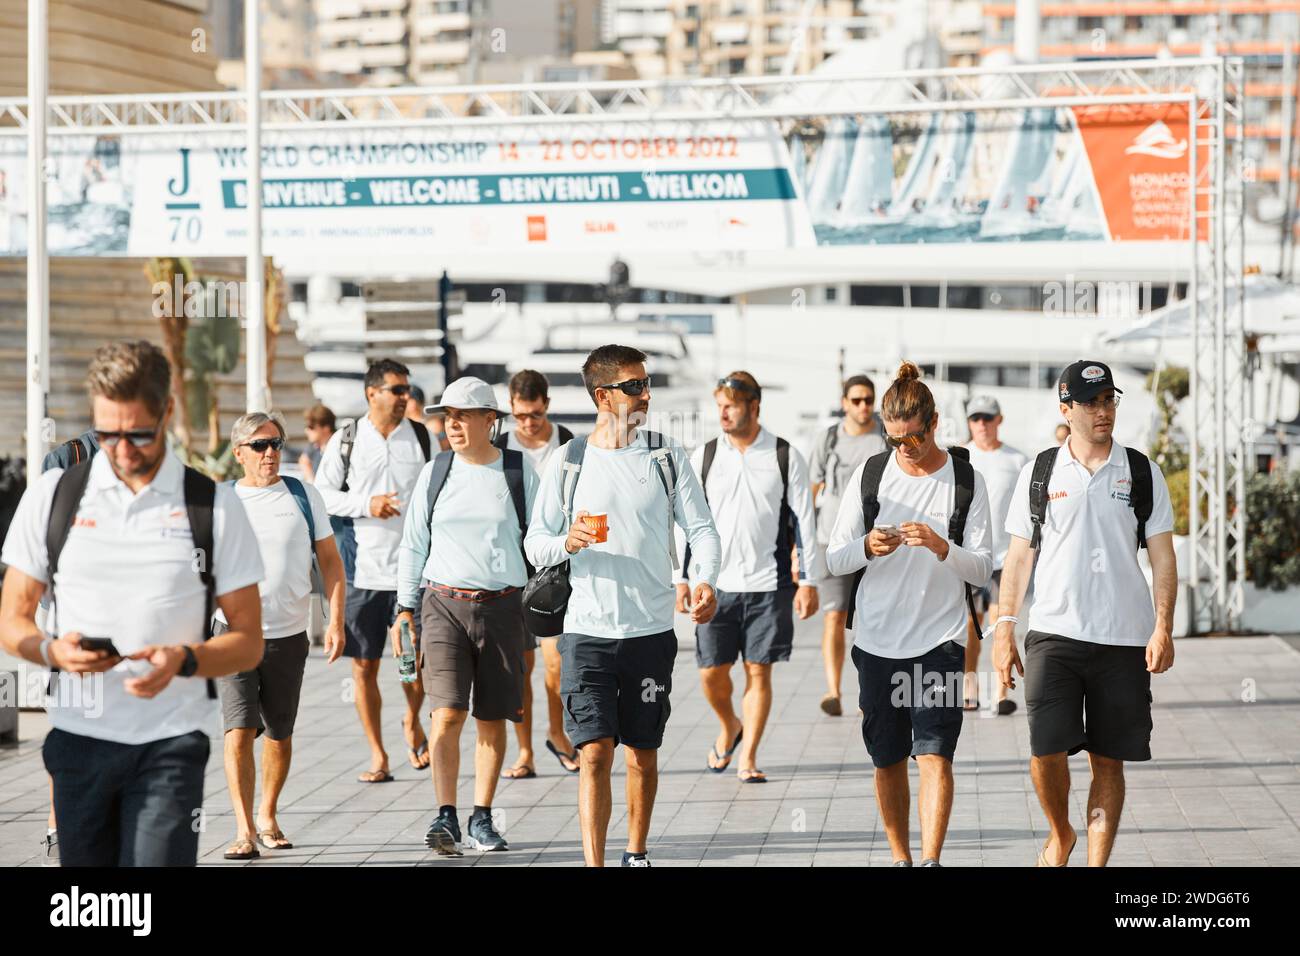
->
[961, 395, 1027, 715]
[395, 376, 540, 855]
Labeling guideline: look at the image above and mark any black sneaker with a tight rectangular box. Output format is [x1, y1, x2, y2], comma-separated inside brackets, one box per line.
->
[621, 851, 651, 867]
[41, 831, 58, 867]
[465, 813, 508, 852]
[425, 811, 463, 856]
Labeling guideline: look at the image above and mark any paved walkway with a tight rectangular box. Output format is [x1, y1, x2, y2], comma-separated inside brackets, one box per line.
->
[2, 621, 1298, 866]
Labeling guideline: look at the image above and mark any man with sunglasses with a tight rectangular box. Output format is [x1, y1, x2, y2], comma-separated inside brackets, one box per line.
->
[810, 374, 887, 717]
[493, 369, 579, 779]
[0, 340, 265, 866]
[526, 344, 720, 867]
[994, 361, 1177, 867]
[316, 359, 434, 783]
[215, 413, 347, 860]
[678, 371, 823, 783]
[961, 396, 1027, 715]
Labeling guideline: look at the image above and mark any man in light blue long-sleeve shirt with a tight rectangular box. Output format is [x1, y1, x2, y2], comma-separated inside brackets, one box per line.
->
[525, 344, 721, 867]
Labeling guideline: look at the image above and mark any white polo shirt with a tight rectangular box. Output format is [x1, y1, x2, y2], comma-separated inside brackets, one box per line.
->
[826, 451, 993, 659]
[315, 415, 428, 591]
[0, 450, 265, 745]
[676, 428, 826, 592]
[1005, 440, 1174, 647]
[964, 441, 1029, 570]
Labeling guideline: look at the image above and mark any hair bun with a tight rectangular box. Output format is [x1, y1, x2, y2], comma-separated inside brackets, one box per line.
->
[895, 361, 921, 383]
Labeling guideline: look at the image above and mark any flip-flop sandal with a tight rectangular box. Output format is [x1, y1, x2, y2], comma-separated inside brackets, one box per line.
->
[224, 839, 260, 860]
[501, 765, 537, 779]
[545, 740, 580, 773]
[357, 769, 394, 783]
[256, 829, 293, 850]
[737, 768, 767, 784]
[706, 729, 743, 773]
[408, 741, 430, 770]
[819, 694, 842, 717]
[997, 699, 1018, 716]
[1035, 832, 1078, 867]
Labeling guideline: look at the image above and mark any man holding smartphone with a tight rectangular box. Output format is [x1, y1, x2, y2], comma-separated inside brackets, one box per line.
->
[0, 341, 265, 866]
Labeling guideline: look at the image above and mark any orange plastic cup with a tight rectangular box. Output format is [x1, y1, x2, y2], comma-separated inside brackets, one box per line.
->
[582, 513, 608, 543]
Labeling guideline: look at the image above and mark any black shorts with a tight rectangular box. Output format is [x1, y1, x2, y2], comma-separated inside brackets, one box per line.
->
[344, 587, 420, 660]
[695, 588, 794, 668]
[216, 631, 310, 740]
[976, 569, 1003, 614]
[1023, 631, 1153, 762]
[559, 630, 677, 751]
[851, 640, 966, 768]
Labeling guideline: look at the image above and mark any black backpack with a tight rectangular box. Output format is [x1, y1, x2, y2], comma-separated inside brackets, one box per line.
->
[422, 447, 528, 573]
[686, 435, 796, 588]
[45, 460, 219, 699]
[845, 446, 981, 636]
[521, 430, 679, 637]
[1027, 445, 1153, 550]
[492, 423, 574, 452]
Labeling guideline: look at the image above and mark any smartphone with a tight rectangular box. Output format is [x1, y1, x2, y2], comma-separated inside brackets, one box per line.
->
[79, 636, 122, 657]
[875, 524, 901, 538]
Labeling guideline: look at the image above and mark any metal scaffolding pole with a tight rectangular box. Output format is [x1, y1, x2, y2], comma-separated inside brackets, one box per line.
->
[25, 0, 49, 484]
[245, 1, 266, 413]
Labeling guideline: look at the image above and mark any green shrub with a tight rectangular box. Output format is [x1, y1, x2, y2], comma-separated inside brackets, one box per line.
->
[1245, 469, 1300, 590]
[1166, 469, 1190, 537]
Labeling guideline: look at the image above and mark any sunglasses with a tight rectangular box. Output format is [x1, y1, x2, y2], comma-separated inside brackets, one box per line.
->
[717, 377, 760, 399]
[885, 425, 931, 449]
[513, 411, 547, 423]
[374, 384, 411, 397]
[598, 377, 651, 397]
[968, 413, 995, 423]
[242, 437, 285, 454]
[94, 423, 162, 449]
[848, 395, 875, 405]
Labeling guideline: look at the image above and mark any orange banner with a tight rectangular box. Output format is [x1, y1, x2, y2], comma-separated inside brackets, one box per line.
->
[1072, 103, 1209, 241]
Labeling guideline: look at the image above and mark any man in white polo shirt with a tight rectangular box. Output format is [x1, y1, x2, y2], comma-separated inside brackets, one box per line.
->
[0, 340, 265, 867]
[316, 358, 433, 783]
[676, 371, 823, 783]
[526, 344, 721, 867]
[215, 412, 347, 860]
[396, 377, 540, 854]
[961, 395, 1027, 715]
[827, 361, 991, 867]
[994, 360, 1177, 867]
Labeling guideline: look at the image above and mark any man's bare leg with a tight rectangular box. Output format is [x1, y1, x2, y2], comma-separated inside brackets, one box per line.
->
[821, 610, 847, 707]
[964, 617, 981, 707]
[256, 736, 293, 844]
[400, 679, 428, 769]
[431, 707, 468, 807]
[578, 738, 615, 866]
[540, 638, 577, 761]
[351, 659, 388, 778]
[1030, 753, 1076, 865]
[504, 650, 535, 777]
[875, 759, 912, 863]
[737, 661, 772, 776]
[1086, 753, 1125, 867]
[474, 718, 508, 806]
[624, 745, 658, 855]
[223, 728, 258, 843]
[699, 664, 744, 769]
[916, 754, 954, 862]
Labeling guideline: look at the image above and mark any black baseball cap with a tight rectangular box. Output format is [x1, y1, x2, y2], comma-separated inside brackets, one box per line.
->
[1057, 360, 1123, 404]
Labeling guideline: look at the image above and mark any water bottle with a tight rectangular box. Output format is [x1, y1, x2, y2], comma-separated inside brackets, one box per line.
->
[398, 619, 417, 684]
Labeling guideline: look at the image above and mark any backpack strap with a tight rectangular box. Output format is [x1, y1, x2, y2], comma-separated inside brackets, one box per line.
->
[845, 450, 891, 631]
[410, 420, 432, 462]
[1027, 447, 1058, 550]
[501, 448, 532, 575]
[338, 419, 357, 493]
[557, 424, 575, 444]
[774, 437, 798, 586]
[643, 430, 680, 570]
[560, 435, 588, 526]
[425, 449, 456, 518]
[281, 475, 316, 552]
[946, 448, 983, 636]
[1124, 447, 1153, 549]
[699, 438, 719, 501]
[492, 431, 509, 451]
[182, 466, 218, 701]
[44, 460, 95, 690]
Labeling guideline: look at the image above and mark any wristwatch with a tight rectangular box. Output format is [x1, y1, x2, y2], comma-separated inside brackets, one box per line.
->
[178, 645, 199, 678]
[396, 605, 416, 617]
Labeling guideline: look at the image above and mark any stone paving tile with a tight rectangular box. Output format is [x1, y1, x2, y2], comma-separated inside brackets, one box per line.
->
[2, 624, 1298, 866]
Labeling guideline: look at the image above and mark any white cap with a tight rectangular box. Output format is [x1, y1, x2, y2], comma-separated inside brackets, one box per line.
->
[425, 376, 505, 416]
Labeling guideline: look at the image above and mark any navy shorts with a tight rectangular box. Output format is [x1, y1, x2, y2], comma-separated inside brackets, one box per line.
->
[695, 588, 795, 667]
[344, 587, 420, 660]
[851, 640, 966, 768]
[1024, 631, 1153, 762]
[559, 630, 676, 750]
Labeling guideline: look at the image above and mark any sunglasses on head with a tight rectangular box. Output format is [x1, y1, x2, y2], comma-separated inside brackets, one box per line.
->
[94, 423, 162, 449]
[598, 377, 651, 397]
[968, 413, 995, 423]
[885, 425, 931, 449]
[848, 395, 875, 406]
[375, 384, 411, 397]
[242, 437, 285, 453]
[717, 377, 760, 399]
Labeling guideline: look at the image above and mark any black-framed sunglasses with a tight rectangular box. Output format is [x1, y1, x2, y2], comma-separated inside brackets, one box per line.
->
[374, 384, 412, 397]
[885, 424, 931, 449]
[93, 422, 163, 449]
[598, 377, 651, 397]
[717, 377, 760, 399]
[848, 395, 875, 406]
[242, 437, 285, 454]
[968, 413, 995, 423]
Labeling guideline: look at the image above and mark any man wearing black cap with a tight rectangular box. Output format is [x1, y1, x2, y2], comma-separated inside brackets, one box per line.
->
[993, 360, 1178, 867]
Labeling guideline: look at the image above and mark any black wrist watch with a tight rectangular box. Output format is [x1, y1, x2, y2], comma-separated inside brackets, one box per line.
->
[178, 645, 199, 678]
[396, 605, 416, 617]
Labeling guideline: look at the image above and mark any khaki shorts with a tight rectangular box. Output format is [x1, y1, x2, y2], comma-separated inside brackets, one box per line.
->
[420, 588, 526, 722]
